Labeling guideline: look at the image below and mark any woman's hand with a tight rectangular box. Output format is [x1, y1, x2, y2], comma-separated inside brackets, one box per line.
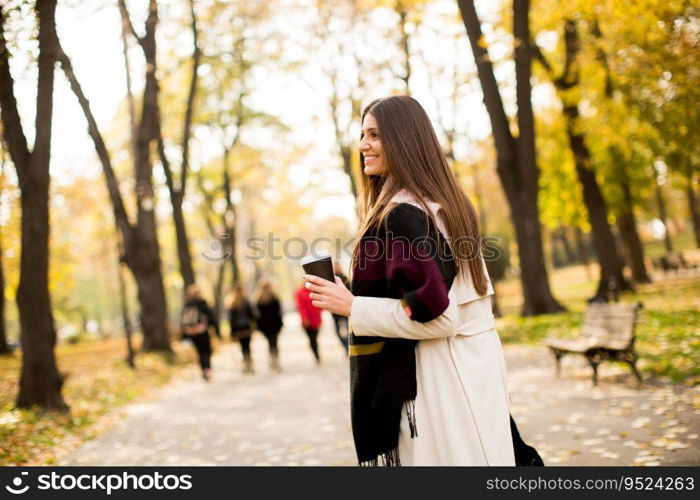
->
[303, 274, 355, 317]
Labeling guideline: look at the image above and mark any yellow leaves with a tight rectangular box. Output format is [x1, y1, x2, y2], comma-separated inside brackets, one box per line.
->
[477, 34, 489, 50]
[0, 338, 195, 465]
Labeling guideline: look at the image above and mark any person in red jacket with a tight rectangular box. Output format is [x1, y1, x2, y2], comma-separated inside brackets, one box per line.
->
[295, 279, 322, 363]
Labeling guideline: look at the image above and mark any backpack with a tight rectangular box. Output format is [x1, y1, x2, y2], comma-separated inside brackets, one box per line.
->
[181, 303, 208, 336]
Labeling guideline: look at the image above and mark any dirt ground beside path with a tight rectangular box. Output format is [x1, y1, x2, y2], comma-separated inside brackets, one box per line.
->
[59, 313, 699, 466]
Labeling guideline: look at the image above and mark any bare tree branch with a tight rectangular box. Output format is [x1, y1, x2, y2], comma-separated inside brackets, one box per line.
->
[456, 0, 515, 166]
[55, 43, 133, 242]
[0, 5, 30, 186]
[118, 0, 137, 151]
[178, 0, 200, 196]
[117, 0, 142, 47]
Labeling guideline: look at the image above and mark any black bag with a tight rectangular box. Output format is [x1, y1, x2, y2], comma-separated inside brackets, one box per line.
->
[510, 416, 544, 466]
[181, 304, 207, 336]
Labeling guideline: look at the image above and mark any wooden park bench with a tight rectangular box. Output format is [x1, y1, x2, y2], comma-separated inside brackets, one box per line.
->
[653, 252, 698, 274]
[544, 302, 643, 386]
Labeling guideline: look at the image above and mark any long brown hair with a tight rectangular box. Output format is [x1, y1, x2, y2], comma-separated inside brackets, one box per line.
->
[353, 95, 488, 295]
[226, 282, 248, 309]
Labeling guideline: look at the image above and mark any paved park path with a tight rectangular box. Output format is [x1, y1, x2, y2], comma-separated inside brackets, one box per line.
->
[60, 313, 699, 466]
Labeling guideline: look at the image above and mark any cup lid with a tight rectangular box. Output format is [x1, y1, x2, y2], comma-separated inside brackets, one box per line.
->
[300, 252, 332, 266]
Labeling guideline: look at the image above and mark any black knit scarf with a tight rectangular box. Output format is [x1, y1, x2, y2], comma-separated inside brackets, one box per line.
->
[349, 203, 456, 466]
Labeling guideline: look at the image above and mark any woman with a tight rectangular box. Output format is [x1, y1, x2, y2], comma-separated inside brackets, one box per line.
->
[254, 281, 284, 371]
[227, 283, 257, 374]
[303, 96, 526, 466]
[295, 279, 322, 364]
[180, 284, 220, 381]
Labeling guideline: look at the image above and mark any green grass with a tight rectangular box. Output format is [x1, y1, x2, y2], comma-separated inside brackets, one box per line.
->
[643, 229, 697, 258]
[496, 254, 700, 385]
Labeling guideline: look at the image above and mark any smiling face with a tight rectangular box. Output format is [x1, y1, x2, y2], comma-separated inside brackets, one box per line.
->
[359, 112, 388, 176]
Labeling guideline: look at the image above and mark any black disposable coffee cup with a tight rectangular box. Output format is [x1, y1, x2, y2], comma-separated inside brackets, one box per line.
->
[301, 253, 335, 283]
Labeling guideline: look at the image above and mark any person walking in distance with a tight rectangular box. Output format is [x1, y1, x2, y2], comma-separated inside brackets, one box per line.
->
[180, 284, 220, 381]
[254, 280, 284, 372]
[295, 279, 322, 364]
[227, 283, 257, 374]
[331, 261, 350, 353]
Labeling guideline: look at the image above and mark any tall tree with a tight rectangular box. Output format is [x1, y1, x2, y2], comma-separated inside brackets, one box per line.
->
[0, 226, 6, 355]
[457, 0, 564, 315]
[610, 146, 652, 284]
[591, 18, 652, 285]
[652, 160, 674, 254]
[534, 19, 633, 298]
[0, 0, 68, 410]
[55, 0, 171, 351]
[389, 0, 421, 94]
[0, 154, 9, 354]
[196, 0, 281, 288]
[310, 0, 376, 201]
[155, 0, 199, 288]
[611, 2, 699, 248]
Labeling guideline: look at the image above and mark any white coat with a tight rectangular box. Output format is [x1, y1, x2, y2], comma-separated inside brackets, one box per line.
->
[349, 190, 515, 466]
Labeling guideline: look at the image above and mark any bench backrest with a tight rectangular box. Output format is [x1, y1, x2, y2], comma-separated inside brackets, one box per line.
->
[580, 303, 641, 350]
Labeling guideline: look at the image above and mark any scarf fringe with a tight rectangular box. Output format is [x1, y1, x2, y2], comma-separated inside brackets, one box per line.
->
[405, 399, 417, 438]
[380, 447, 401, 466]
[358, 448, 400, 467]
[358, 399, 418, 467]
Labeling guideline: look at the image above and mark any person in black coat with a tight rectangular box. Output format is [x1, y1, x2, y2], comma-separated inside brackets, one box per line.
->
[227, 283, 257, 374]
[180, 284, 220, 381]
[331, 262, 350, 353]
[253, 281, 284, 372]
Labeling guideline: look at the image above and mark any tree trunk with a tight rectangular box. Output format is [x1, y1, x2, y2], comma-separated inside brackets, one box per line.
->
[396, 0, 412, 94]
[457, 0, 564, 315]
[222, 148, 241, 285]
[0, 159, 9, 354]
[0, 215, 9, 354]
[508, 189, 564, 314]
[127, 209, 171, 351]
[615, 162, 651, 284]
[536, 19, 632, 299]
[213, 262, 226, 325]
[157, 0, 199, 288]
[653, 174, 673, 254]
[0, 0, 68, 410]
[573, 227, 590, 266]
[555, 226, 577, 265]
[57, 1, 171, 352]
[249, 217, 263, 283]
[340, 146, 358, 200]
[564, 110, 633, 298]
[617, 214, 650, 284]
[685, 171, 700, 249]
[514, 0, 565, 314]
[17, 183, 67, 410]
[158, 130, 196, 287]
[171, 192, 195, 287]
[228, 218, 240, 286]
[116, 248, 135, 369]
